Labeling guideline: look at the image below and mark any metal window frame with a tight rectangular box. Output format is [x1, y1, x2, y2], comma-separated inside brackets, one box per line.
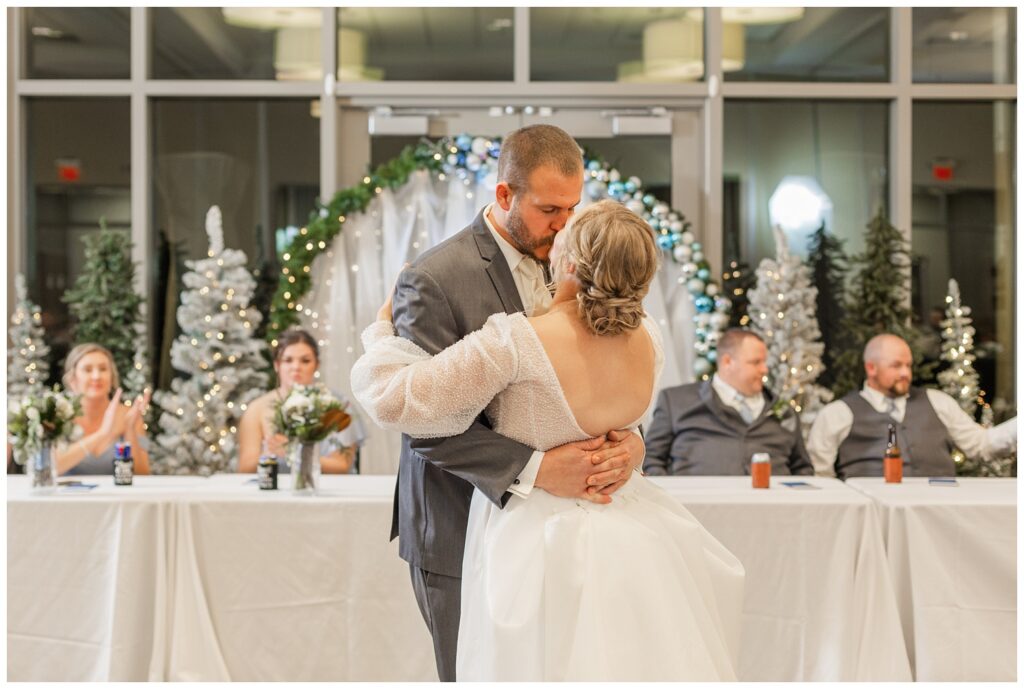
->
[8, 6, 1019, 349]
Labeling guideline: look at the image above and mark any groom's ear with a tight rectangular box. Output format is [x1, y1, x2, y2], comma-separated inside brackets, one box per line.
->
[495, 182, 514, 211]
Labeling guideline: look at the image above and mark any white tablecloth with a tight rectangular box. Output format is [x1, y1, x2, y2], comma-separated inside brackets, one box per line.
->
[846, 477, 1017, 681]
[655, 476, 911, 681]
[9, 474, 912, 681]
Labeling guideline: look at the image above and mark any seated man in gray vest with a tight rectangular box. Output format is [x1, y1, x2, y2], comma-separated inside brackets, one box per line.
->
[807, 333, 1017, 479]
[643, 329, 813, 476]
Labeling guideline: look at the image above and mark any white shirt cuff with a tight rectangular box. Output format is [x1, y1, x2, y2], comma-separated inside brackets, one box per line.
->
[508, 450, 545, 498]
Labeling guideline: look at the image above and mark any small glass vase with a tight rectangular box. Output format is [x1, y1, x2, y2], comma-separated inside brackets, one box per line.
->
[289, 441, 320, 495]
[28, 442, 58, 494]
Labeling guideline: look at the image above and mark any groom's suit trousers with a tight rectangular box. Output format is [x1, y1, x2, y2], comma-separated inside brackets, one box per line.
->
[410, 564, 461, 682]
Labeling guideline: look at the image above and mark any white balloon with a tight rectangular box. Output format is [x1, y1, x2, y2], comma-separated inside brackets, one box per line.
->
[673, 245, 693, 262]
[705, 283, 719, 297]
[471, 137, 489, 156]
[680, 231, 695, 245]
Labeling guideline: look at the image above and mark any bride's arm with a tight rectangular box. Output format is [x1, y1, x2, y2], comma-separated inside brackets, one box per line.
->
[351, 313, 519, 438]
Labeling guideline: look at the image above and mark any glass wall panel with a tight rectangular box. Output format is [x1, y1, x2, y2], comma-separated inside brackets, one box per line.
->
[23, 8, 130, 79]
[25, 98, 131, 382]
[723, 7, 889, 82]
[151, 99, 319, 387]
[338, 7, 513, 82]
[913, 7, 1016, 84]
[531, 7, 701, 82]
[151, 7, 323, 80]
[911, 101, 1015, 409]
[723, 100, 889, 267]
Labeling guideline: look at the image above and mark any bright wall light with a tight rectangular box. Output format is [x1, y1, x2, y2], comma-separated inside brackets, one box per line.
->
[768, 176, 832, 247]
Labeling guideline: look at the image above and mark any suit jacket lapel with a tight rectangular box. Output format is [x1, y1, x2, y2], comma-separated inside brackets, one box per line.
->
[471, 208, 525, 315]
[699, 380, 748, 431]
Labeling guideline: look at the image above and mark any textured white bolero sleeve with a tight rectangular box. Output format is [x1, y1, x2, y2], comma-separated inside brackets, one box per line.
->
[351, 313, 519, 438]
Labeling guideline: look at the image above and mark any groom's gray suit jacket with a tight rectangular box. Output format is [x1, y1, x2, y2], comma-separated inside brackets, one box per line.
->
[390, 209, 535, 578]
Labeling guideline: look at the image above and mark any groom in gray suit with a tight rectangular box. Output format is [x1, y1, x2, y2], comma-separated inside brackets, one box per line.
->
[390, 124, 646, 681]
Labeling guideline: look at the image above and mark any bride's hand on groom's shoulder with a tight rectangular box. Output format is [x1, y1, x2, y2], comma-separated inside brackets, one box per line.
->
[377, 263, 411, 322]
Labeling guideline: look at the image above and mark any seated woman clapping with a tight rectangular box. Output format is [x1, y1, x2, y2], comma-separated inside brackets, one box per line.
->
[55, 343, 151, 476]
[238, 329, 363, 474]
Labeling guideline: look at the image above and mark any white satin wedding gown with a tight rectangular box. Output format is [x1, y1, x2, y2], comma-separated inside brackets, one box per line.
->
[352, 312, 745, 681]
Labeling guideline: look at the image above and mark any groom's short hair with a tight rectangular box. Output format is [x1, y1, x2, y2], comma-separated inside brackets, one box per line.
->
[497, 125, 583, 193]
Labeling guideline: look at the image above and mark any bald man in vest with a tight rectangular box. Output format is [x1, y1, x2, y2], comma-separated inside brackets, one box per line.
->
[807, 333, 1017, 479]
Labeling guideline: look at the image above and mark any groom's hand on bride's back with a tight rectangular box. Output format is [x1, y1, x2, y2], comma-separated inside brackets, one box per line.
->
[586, 429, 645, 498]
[535, 436, 616, 505]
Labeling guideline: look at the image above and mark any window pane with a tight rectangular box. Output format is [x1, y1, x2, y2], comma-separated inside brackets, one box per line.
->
[531, 8, 702, 82]
[152, 99, 320, 388]
[338, 8, 513, 82]
[912, 101, 1015, 409]
[723, 100, 889, 267]
[151, 8, 323, 80]
[724, 7, 889, 82]
[913, 8, 1016, 84]
[23, 8, 130, 79]
[25, 98, 131, 383]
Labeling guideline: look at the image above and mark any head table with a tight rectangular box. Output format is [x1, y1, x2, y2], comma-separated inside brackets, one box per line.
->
[8, 473, 1014, 681]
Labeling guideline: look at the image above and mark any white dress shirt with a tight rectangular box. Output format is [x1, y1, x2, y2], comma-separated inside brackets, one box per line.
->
[806, 384, 1018, 477]
[482, 204, 643, 497]
[711, 373, 766, 422]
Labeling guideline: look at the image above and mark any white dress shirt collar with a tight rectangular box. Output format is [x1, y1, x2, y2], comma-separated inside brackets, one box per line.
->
[711, 373, 765, 417]
[483, 203, 529, 274]
[860, 384, 907, 420]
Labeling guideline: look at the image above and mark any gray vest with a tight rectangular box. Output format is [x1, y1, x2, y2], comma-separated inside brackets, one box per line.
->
[836, 387, 955, 479]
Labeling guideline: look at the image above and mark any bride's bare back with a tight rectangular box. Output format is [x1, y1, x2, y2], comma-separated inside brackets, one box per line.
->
[529, 307, 655, 437]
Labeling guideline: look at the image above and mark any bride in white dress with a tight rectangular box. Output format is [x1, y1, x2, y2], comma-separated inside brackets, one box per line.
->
[352, 200, 744, 681]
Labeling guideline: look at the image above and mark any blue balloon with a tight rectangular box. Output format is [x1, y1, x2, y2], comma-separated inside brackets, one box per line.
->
[671, 232, 683, 244]
[455, 134, 472, 151]
[456, 152, 467, 166]
[488, 143, 502, 158]
[695, 296, 714, 313]
[587, 159, 601, 172]
[691, 241, 702, 252]
[642, 194, 655, 206]
[657, 234, 674, 250]
[707, 349, 718, 363]
[697, 268, 711, 281]
[607, 181, 625, 197]
[624, 181, 637, 194]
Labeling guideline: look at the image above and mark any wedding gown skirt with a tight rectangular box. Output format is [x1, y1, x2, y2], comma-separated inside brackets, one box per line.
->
[457, 476, 745, 681]
[351, 313, 744, 681]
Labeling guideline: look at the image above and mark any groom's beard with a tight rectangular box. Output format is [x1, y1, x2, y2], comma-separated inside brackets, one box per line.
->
[506, 199, 553, 265]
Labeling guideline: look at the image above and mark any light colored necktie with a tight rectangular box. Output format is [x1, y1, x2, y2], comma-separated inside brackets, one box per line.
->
[735, 393, 755, 425]
[884, 397, 899, 421]
[524, 259, 552, 316]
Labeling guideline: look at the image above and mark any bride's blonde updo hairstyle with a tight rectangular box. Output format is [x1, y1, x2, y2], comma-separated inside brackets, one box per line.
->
[560, 199, 660, 336]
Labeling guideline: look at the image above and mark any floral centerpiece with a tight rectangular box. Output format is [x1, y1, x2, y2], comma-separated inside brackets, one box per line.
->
[8, 388, 82, 492]
[272, 383, 351, 493]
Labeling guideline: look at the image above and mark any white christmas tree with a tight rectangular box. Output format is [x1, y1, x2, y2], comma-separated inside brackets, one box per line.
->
[8, 274, 50, 402]
[747, 227, 833, 431]
[937, 278, 981, 416]
[123, 323, 151, 402]
[151, 206, 269, 475]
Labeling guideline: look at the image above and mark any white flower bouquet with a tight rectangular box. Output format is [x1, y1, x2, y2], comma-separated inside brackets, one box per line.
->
[272, 383, 351, 443]
[8, 388, 82, 464]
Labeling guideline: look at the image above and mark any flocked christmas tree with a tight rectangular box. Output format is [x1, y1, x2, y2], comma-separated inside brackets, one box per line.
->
[8, 274, 50, 402]
[938, 278, 981, 416]
[830, 209, 925, 398]
[62, 220, 145, 397]
[806, 222, 848, 390]
[151, 206, 269, 475]
[747, 227, 833, 432]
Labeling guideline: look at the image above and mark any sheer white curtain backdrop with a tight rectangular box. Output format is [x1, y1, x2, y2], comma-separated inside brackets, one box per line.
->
[302, 170, 695, 474]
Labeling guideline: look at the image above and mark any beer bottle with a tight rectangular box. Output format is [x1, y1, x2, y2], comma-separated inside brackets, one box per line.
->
[883, 423, 902, 484]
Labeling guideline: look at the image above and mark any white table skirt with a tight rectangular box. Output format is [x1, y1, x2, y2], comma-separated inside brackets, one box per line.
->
[846, 477, 1017, 681]
[654, 476, 911, 681]
[9, 474, 914, 681]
